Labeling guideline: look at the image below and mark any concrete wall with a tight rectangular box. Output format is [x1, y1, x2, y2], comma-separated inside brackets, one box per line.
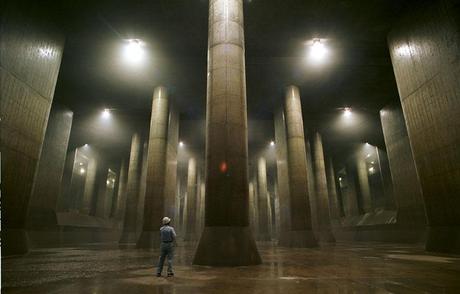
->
[380, 103, 425, 226]
[388, 0, 460, 253]
[1, 1, 65, 255]
[27, 106, 73, 229]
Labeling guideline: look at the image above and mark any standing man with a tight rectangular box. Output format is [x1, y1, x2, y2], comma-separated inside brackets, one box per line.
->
[157, 217, 176, 277]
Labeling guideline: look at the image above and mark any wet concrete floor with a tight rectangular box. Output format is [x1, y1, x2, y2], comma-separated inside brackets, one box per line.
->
[2, 242, 460, 293]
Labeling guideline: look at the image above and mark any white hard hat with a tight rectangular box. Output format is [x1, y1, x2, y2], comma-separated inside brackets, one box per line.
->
[162, 217, 171, 225]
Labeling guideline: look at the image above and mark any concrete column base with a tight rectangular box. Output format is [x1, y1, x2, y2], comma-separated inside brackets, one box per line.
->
[193, 226, 262, 266]
[136, 231, 161, 249]
[278, 230, 318, 248]
[2, 229, 29, 255]
[316, 230, 336, 243]
[119, 231, 139, 244]
[426, 226, 460, 254]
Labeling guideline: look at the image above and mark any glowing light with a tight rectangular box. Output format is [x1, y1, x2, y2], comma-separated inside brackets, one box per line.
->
[179, 141, 184, 147]
[84, 144, 89, 147]
[309, 39, 328, 63]
[395, 44, 411, 57]
[106, 180, 111, 185]
[39, 47, 54, 58]
[339, 177, 342, 181]
[366, 154, 371, 158]
[368, 167, 375, 173]
[79, 168, 86, 174]
[343, 107, 352, 117]
[219, 161, 228, 173]
[101, 109, 111, 119]
[270, 141, 275, 146]
[123, 39, 144, 64]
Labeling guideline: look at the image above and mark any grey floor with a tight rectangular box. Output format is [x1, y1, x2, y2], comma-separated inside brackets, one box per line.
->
[2, 242, 460, 293]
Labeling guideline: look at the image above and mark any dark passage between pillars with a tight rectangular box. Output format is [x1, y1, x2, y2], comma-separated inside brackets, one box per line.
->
[193, 0, 261, 266]
[388, 0, 460, 253]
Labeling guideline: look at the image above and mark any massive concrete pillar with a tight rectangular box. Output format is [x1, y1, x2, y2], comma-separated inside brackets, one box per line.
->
[137, 86, 169, 248]
[388, 0, 460, 253]
[281, 86, 317, 247]
[184, 157, 198, 240]
[312, 132, 336, 242]
[325, 158, 342, 220]
[380, 103, 426, 224]
[174, 180, 182, 233]
[1, 2, 65, 255]
[273, 187, 281, 239]
[355, 149, 372, 213]
[81, 156, 97, 215]
[274, 107, 291, 243]
[164, 107, 179, 220]
[136, 142, 149, 233]
[267, 191, 275, 241]
[306, 139, 318, 229]
[27, 107, 73, 229]
[194, 0, 261, 265]
[257, 157, 271, 240]
[343, 163, 361, 217]
[115, 159, 128, 221]
[198, 181, 206, 233]
[119, 133, 142, 243]
[95, 166, 110, 218]
[248, 182, 255, 229]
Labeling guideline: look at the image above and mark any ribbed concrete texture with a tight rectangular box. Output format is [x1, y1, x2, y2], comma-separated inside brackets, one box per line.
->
[0, 2, 65, 255]
[281, 85, 317, 248]
[114, 159, 128, 220]
[184, 157, 198, 241]
[312, 132, 335, 243]
[326, 158, 342, 220]
[274, 107, 292, 244]
[388, 0, 460, 253]
[257, 157, 271, 241]
[163, 107, 179, 221]
[119, 133, 143, 243]
[355, 148, 373, 213]
[27, 107, 73, 229]
[194, 0, 261, 265]
[380, 103, 425, 225]
[137, 86, 169, 248]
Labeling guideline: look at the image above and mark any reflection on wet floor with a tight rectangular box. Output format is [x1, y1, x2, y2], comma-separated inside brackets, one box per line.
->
[2, 242, 460, 293]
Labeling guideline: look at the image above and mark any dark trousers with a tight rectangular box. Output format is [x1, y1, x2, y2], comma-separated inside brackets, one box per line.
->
[157, 242, 174, 274]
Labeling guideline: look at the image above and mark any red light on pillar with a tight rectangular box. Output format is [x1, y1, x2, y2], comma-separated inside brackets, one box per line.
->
[219, 161, 228, 173]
